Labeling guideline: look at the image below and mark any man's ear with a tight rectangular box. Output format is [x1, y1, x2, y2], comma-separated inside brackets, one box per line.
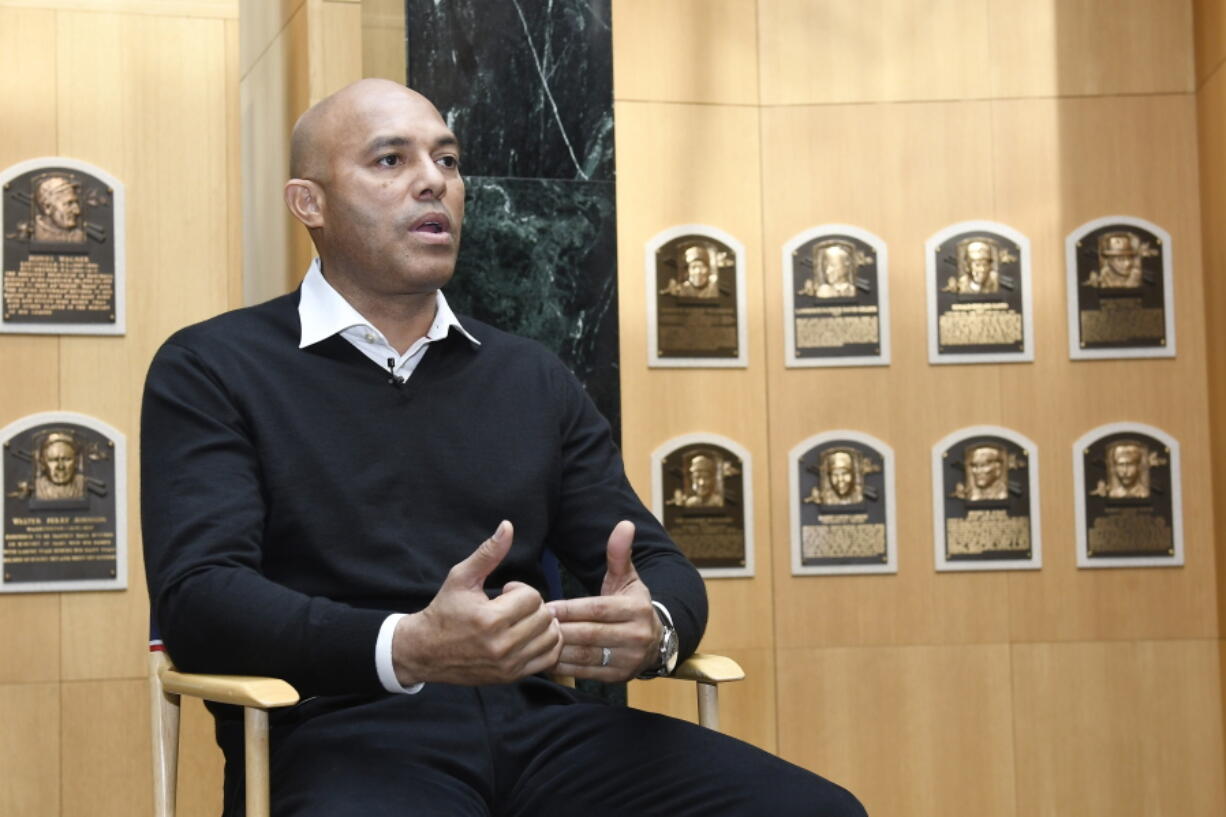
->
[284, 178, 324, 228]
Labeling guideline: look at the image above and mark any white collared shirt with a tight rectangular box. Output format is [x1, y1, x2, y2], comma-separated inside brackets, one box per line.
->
[298, 258, 479, 694]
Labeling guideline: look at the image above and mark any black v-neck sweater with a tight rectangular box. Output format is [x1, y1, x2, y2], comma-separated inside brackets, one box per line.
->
[141, 292, 706, 695]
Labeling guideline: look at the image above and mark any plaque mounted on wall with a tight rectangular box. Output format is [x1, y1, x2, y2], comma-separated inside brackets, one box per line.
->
[651, 433, 753, 578]
[1, 411, 127, 593]
[645, 225, 747, 368]
[2, 157, 125, 335]
[1073, 422, 1182, 568]
[925, 221, 1034, 365]
[789, 431, 896, 576]
[931, 426, 1042, 572]
[782, 224, 890, 368]
[1065, 216, 1175, 360]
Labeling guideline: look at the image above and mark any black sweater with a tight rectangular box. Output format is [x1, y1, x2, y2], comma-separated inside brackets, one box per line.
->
[141, 292, 707, 696]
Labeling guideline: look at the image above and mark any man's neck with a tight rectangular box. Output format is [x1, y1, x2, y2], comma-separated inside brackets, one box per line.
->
[321, 268, 439, 356]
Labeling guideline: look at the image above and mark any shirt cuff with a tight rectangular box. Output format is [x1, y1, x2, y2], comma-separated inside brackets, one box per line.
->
[375, 613, 424, 695]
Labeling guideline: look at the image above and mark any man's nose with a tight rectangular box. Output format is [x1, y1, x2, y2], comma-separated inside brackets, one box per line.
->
[412, 158, 447, 200]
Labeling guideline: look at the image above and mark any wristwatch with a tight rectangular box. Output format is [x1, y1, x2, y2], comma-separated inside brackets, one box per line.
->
[638, 602, 679, 678]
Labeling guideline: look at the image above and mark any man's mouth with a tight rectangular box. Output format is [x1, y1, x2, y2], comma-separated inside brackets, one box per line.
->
[410, 213, 452, 235]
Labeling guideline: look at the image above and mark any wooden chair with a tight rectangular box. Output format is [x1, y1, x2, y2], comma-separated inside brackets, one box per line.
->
[149, 648, 745, 817]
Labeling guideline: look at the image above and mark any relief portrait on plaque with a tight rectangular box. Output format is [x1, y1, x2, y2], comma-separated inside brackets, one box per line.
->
[925, 221, 1034, 365]
[652, 434, 754, 578]
[1074, 423, 1183, 568]
[646, 226, 747, 368]
[782, 225, 890, 368]
[789, 431, 897, 576]
[2, 157, 126, 335]
[2, 411, 127, 593]
[1065, 216, 1174, 360]
[931, 427, 1042, 571]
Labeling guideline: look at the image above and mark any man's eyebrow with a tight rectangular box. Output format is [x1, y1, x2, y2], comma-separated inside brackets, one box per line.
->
[365, 134, 462, 154]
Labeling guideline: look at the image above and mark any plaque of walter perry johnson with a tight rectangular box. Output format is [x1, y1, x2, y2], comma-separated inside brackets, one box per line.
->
[1074, 423, 1183, 568]
[790, 432, 896, 576]
[783, 225, 890, 368]
[925, 221, 1034, 364]
[931, 426, 1042, 572]
[652, 435, 754, 578]
[2, 158, 125, 335]
[2, 412, 127, 593]
[646, 227, 747, 367]
[1066, 216, 1174, 360]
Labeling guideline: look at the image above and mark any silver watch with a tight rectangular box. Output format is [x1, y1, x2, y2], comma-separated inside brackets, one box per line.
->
[638, 605, 679, 678]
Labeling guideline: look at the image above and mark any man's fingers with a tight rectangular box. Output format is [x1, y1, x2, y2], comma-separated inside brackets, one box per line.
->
[556, 620, 649, 647]
[546, 595, 638, 623]
[602, 520, 636, 590]
[446, 520, 513, 589]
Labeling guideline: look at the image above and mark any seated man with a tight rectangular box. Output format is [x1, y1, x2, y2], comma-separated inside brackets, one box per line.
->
[141, 78, 865, 817]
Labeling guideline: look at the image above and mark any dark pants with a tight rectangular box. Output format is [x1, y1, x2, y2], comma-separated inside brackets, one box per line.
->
[216, 676, 866, 817]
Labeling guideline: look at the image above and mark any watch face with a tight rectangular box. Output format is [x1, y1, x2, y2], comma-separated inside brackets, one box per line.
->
[663, 627, 679, 673]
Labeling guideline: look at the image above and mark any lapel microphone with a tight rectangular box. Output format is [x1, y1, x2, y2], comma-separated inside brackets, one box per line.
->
[387, 358, 404, 387]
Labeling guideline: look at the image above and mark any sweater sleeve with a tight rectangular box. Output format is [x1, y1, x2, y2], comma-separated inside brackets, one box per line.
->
[141, 340, 390, 695]
[542, 359, 708, 661]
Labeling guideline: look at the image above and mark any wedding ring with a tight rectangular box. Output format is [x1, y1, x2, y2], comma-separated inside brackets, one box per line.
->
[600, 647, 613, 667]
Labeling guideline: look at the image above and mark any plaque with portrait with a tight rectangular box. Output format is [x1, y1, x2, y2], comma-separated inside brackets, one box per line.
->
[925, 221, 1034, 364]
[651, 434, 753, 578]
[1073, 423, 1182, 568]
[782, 225, 890, 368]
[646, 226, 747, 368]
[2, 412, 127, 593]
[931, 426, 1042, 571]
[2, 158, 125, 335]
[789, 431, 896, 576]
[1066, 216, 1175, 360]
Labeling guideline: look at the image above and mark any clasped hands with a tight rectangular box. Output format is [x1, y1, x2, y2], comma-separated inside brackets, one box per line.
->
[391, 519, 662, 687]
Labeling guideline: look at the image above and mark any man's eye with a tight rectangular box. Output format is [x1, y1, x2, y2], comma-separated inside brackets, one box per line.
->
[376, 154, 401, 167]
[437, 155, 460, 170]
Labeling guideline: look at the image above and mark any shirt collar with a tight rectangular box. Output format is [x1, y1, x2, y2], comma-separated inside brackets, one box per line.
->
[297, 258, 480, 349]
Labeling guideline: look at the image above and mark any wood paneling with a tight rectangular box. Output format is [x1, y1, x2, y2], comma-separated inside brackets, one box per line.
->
[0, 0, 236, 18]
[1195, 0, 1226, 87]
[989, 0, 1193, 98]
[360, 0, 405, 83]
[176, 696, 226, 817]
[0, 683, 60, 817]
[612, 0, 759, 105]
[758, 0, 993, 105]
[309, 0, 363, 104]
[62, 679, 153, 817]
[239, 0, 303, 77]
[1012, 640, 1226, 816]
[777, 645, 1018, 817]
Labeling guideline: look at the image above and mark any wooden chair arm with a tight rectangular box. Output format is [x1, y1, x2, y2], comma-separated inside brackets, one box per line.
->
[158, 668, 299, 709]
[670, 653, 745, 684]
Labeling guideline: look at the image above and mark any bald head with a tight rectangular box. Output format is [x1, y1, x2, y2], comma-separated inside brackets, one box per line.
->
[289, 79, 443, 181]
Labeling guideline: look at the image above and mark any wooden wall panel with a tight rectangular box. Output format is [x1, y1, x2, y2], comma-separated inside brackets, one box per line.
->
[176, 696, 226, 817]
[758, 0, 993, 105]
[988, 0, 1194, 98]
[1196, 0, 1226, 87]
[777, 645, 1018, 817]
[311, 0, 363, 103]
[360, 0, 405, 83]
[1012, 640, 1226, 816]
[614, 100, 773, 655]
[239, 0, 303, 75]
[54, 10, 233, 681]
[611, 0, 759, 105]
[0, 683, 60, 817]
[61, 679, 153, 817]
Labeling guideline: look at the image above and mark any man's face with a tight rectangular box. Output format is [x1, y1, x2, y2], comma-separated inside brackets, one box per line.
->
[43, 182, 81, 229]
[687, 257, 710, 288]
[1108, 253, 1133, 276]
[967, 243, 992, 284]
[969, 447, 1003, 489]
[1113, 447, 1142, 487]
[43, 441, 77, 485]
[823, 248, 851, 284]
[313, 87, 465, 297]
[691, 464, 715, 497]
[828, 460, 853, 497]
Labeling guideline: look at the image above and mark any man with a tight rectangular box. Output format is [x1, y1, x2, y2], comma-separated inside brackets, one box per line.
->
[966, 445, 1007, 502]
[683, 453, 724, 507]
[1107, 442, 1149, 498]
[823, 450, 860, 505]
[947, 238, 998, 294]
[142, 79, 863, 817]
[35, 432, 86, 501]
[662, 244, 720, 298]
[1091, 232, 1143, 289]
[32, 173, 85, 243]
[800, 243, 856, 299]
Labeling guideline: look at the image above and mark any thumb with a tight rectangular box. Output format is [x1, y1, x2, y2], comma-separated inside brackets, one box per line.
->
[602, 520, 637, 594]
[447, 520, 513, 590]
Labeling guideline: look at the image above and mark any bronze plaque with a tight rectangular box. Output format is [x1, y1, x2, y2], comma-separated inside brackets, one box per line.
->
[793, 437, 894, 574]
[1078, 430, 1177, 563]
[2, 414, 126, 592]
[1067, 218, 1172, 359]
[786, 228, 888, 366]
[650, 232, 743, 365]
[2, 159, 123, 334]
[927, 222, 1032, 364]
[658, 441, 750, 575]
[933, 429, 1040, 570]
